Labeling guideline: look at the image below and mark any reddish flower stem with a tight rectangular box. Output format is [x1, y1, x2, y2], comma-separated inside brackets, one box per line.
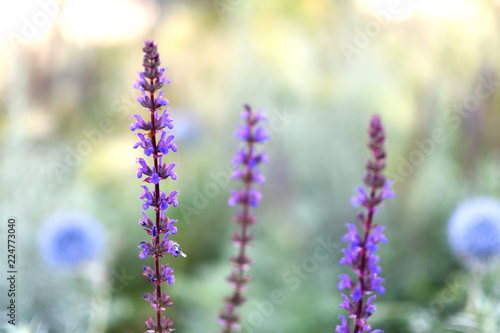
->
[353, 187, 376, 333]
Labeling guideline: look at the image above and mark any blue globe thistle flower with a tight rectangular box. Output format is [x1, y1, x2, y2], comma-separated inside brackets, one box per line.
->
[38, 213, 104, 268]
[448, 198, 500, 264]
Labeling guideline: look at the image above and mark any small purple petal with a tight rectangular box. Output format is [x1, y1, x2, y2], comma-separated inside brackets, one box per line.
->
[335, 315, 350, 333]
[381, 181, 395, 199]
[254, 126, 269, 143]
[338, 274, 353, 291]
[351, 186, 367, 207]
[351, 284, 362, 301]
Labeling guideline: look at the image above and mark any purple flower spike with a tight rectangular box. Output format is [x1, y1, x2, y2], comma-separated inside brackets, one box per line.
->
[219, 104, 268, 333]
[337, 115, 394, 333]
[150, 167, 160, 185]
[130, 40, 182, 333]
[139, 242, 151, 260]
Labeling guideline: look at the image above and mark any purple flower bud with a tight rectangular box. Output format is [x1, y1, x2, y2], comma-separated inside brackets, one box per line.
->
[338, 274, 353, 291]
[335, 315, 351, 333]
[133, 72, 146, 90]
[363, 296, 378, 320]
[380, 181, 394, 200]
[156, 91, 169, 107]
[339, 293, 353, 310]
[234, 124, 250, 141]
[130, 114, 151, 131]
[157, 131, 177, 155]
[138, 242, 150, 260]
[248, 188, 263, 208]
[164, 266, 175, 285]
[351, 187, 367, 207]
[133, 133, 154, 156]
[253, 126, 269, 143]
[136, 158, 152, 178]
[351, 284, 363, 301]
[157, 109, 174, 130]
[342, 224, 361, 250]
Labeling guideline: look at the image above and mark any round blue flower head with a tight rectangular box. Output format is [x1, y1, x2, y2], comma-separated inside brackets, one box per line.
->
[448, 198, 500, 265]
[38, 213, 104, 268]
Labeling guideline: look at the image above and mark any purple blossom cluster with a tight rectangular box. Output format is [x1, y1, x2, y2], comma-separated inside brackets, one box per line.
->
[131, 40, 184, 333]
[336, 115, 394, 333]
[219, 105, 269, 333]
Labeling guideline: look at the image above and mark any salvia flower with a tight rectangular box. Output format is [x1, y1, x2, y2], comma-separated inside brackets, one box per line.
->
[448, 198, 500, 267]
[38, 212, 104, 269]
[337, 115, 393, 333]
[131, 40, 182, 333]
[219, 104, 269, 333]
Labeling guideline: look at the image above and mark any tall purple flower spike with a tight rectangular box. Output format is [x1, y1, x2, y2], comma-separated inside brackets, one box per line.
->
[131, 40, 185, 333]
[218, 105, 269, 333]
[336, 115, 394, 333]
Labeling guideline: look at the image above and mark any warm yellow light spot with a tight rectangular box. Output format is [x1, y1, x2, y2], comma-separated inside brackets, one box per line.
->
[359, 0, 419, 21]
[60, 0, 158, 46]
[359, 0, 472, 21]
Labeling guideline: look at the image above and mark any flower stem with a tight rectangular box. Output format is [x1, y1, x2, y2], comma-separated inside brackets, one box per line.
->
[150, 88, 163, 333]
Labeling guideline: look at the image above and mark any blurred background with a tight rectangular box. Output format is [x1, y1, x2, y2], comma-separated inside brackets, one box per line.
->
[1, 0, 500, 332]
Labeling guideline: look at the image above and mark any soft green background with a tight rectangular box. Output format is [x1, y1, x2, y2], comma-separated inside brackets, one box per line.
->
[1, 0, 500, 332]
